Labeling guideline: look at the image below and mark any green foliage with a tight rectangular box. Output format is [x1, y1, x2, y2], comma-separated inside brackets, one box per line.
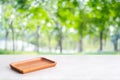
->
[0, 0, 120, 54]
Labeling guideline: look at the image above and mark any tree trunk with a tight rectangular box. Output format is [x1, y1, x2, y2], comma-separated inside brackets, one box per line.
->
[113, 40, 118, 52]
[21, 31, 25, 51]
[48, 36, 52, 52]
[10, 21, 15, 52]
[56, 22, 63, 53]
[36, 26, 40, 52]
[5, 30, 9, 50]
[79, 36, 83, 52]
[59, 26, 63, 53]
[58, 37, 62, 53]
[79, 23, 83, 52]
[99, 31, 103, 51]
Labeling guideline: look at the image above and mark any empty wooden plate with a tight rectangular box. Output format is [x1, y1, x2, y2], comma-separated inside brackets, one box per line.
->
[10, 57, 56, 74]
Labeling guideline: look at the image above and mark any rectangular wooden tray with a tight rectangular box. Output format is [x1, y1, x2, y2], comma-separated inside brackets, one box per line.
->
[10, 57, 56, 74]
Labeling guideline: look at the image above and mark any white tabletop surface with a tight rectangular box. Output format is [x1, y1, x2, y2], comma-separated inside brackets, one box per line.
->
[0, 55, 120, 80]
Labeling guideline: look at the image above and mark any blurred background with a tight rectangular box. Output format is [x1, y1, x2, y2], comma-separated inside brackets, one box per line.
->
[0, 0, 120, 55]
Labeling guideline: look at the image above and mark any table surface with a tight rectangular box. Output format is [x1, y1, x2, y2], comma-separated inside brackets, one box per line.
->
[1, 55, 120, 80]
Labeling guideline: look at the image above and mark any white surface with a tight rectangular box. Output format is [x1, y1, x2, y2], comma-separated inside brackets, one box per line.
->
[0, 55, 120, 80]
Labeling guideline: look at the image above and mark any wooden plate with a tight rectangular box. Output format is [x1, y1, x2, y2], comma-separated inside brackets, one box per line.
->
[10, 57, 56, 74]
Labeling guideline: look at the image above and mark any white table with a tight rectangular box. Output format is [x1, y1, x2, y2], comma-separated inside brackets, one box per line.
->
[0, 55, 120, 80]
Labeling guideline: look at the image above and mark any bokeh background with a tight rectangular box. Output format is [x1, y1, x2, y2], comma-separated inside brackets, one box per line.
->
[0, 0, 120, 54]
